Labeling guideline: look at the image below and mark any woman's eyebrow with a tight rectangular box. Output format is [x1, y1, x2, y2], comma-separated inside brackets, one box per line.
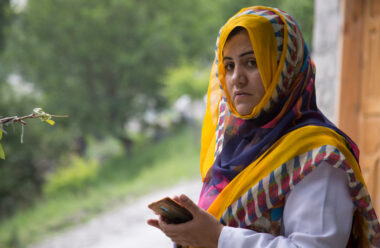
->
[223, 51, 255, 61]
[223, 56, 232, 61]
[239, 51, 254, 57]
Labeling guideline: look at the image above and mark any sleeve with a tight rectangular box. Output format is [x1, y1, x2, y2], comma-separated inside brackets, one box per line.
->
[217, 161, 354, 248]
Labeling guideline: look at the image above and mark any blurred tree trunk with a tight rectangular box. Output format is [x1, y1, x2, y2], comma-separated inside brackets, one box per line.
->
[0, 0, 11, 52]
[119, 136, 133, 156]
[73, 136, 87, 156]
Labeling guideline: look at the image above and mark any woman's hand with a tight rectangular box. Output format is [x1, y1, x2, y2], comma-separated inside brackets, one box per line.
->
[147, 194, 224, 248]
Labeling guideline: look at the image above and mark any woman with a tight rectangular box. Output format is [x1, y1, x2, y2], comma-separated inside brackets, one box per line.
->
[148, 6, 380, 248]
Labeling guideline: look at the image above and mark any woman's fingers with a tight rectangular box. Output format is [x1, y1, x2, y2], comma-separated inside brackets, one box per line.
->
[178, 194, 199, 215]
[148, 195, 222, 247]
[147, 219, 160, 229]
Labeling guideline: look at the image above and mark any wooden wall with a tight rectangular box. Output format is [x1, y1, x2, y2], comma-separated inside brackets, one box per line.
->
[338, 0, 380, 215]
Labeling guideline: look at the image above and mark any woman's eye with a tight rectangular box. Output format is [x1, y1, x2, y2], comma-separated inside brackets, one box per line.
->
[248, 59, 257, 67]
[225, 63, 234, 71]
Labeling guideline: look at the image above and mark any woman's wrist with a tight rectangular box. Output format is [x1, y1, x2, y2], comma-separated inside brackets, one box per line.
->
[208, 222, 224, 248]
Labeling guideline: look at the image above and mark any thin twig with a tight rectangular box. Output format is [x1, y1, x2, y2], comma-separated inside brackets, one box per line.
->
[0, 114, 69, 125]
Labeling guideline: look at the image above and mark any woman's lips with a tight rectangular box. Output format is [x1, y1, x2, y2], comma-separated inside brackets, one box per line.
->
[234, 92, 252, 101]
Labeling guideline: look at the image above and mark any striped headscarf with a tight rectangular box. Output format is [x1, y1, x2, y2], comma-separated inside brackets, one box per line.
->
[200, 6, 348, 209]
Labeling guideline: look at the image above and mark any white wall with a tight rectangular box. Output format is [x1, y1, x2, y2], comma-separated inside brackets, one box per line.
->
[312, 0, 342, 123]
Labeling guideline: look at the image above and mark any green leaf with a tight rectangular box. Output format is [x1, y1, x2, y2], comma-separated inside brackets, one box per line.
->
[0, 129, 2, 140]
[0, 143, 5, 159]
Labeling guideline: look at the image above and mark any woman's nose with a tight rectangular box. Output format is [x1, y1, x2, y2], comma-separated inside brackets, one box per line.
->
[231, 65, 247, 87]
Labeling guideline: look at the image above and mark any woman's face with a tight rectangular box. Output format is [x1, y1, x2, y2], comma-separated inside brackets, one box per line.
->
[223, 29, 265, 116]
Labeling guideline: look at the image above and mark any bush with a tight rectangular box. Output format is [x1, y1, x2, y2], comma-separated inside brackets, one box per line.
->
[43, 156, 99, 196]
[162, 61, 209, 103]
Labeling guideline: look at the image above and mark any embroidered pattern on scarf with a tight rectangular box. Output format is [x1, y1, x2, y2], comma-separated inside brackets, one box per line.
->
[219, 145, 380, 247]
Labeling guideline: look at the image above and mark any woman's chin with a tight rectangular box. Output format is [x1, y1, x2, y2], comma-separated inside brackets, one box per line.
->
[236, 106, 253, 116]
[234, 101, 257, 116]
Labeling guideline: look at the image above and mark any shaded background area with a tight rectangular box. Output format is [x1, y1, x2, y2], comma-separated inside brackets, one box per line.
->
[1, 0, 379, 247]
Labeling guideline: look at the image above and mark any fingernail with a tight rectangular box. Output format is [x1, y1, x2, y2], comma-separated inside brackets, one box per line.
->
[180, 194, 187, 201]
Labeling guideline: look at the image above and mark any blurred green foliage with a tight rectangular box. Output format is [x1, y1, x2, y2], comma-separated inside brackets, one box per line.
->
[0, 124, 200, 247]
[162, 61, 210, 103]
[3, 0, 221, 140]
[43, 156, 99, 196]
[0, 82, 72, 219]
[0, 0, 11, 52]
[0, 0, 314, 231]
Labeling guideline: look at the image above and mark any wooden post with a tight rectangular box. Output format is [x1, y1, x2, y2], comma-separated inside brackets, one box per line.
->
[338, 0, 380, 214]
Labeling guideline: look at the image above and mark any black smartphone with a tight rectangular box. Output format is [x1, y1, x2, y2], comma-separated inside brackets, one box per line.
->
[148, 197, 193, 224]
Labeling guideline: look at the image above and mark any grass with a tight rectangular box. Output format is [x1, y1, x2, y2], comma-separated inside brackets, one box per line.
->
[0, 124, 201, 248]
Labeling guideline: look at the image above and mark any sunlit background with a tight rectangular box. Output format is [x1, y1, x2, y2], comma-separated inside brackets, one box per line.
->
[2, 0, 378, 247]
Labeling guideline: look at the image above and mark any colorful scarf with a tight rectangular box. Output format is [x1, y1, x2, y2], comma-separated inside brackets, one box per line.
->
[198, 6, 380, 247]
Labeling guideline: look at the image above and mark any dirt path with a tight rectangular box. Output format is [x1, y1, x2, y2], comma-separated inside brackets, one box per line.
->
[30, 178, 202, 248]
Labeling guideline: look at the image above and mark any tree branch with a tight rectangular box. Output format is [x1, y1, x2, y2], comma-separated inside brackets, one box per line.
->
[0, 109, 68, 126]
[1, 114, 67, 125]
